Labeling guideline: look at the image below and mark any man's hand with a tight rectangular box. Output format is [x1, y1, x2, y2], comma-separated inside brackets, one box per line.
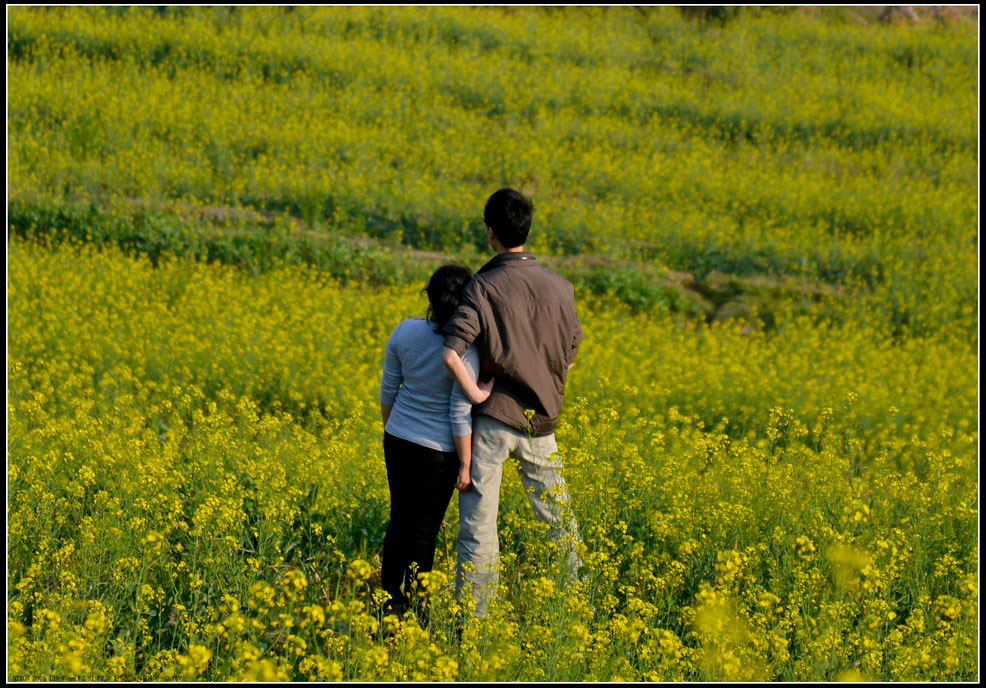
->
[474, 377, 495, 404]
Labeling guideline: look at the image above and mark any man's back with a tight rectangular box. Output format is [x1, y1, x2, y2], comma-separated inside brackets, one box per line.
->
[442, 251, 583, 436]
[448, 188, 585, 621]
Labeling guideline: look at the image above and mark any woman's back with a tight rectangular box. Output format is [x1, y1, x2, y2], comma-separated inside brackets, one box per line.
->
[381, 318, 477, 452]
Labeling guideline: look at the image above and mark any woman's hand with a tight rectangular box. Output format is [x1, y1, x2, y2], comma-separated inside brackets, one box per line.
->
[455, 462, 472, 492]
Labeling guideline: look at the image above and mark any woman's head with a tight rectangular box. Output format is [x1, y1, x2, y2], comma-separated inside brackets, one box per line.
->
[425, 265, 473, 331]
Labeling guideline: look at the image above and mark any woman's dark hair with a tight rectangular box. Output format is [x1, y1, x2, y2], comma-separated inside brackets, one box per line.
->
[425, 264, 473, 331]
[484, 187, 533, 249]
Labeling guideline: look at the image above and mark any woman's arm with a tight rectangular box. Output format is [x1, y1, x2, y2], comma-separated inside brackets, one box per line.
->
[454, 433, 472, 491]
[380, 325, 403, 427]
[450, 347, 482, 491]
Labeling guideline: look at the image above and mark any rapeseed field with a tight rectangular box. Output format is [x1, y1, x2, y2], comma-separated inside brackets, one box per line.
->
[7, 6, 978, 681]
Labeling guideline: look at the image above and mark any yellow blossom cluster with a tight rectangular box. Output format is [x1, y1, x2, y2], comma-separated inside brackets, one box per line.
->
[8, 237, 977, 680]
[8, 6, 978, 338]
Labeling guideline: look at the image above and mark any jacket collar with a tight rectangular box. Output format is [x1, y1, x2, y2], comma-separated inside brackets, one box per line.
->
[477, 251, 537, 275]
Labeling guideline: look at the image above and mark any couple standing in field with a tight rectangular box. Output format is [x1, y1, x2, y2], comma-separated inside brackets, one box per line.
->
[379, 188, 584, 621]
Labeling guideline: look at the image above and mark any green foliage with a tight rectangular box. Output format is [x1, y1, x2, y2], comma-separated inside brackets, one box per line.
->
[8, 197, 425, 287]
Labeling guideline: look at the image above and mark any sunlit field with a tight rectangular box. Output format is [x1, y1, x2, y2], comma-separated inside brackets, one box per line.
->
[7, 6, 978, 681]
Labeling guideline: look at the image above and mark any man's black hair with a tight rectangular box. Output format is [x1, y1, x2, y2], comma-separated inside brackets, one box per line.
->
[484, 188, 533, 249]
[425, 264, 473, 332]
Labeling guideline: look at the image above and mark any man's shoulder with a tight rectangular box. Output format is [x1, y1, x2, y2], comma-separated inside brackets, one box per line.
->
[478, 257, 574, 295]
[533, 263, 575, 291]
[522, 263, 576, 302]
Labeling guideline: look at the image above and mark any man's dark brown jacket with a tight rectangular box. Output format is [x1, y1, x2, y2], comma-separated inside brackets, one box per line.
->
[442, 251, 583, 437]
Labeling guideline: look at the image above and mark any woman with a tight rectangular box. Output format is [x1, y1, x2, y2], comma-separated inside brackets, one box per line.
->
[379, 265, 492, 619]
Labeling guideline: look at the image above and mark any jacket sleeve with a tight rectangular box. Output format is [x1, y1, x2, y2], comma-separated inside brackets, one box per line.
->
[449, 346, 480, 437]
[567, 301, 584, 367]
[380, 324, 403, 406]
[441, 279, 483, 355]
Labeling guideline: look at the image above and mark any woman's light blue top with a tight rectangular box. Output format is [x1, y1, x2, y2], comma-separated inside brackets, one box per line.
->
[380, 318, 479, 452]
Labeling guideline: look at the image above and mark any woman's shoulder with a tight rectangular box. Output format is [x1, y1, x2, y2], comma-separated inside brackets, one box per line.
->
[392, 318, 438, 341]
[394, 317, 427, 331]
[397, 317, 433, 332]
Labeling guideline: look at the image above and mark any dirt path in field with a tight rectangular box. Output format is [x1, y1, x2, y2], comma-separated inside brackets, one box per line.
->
[117, 196, 844, 325]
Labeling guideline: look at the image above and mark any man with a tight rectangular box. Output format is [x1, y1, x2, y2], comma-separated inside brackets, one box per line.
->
[441, 187, 584, 619]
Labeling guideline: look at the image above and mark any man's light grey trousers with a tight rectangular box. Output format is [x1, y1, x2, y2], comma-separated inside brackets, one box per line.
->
[456, 414, 582, 618]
